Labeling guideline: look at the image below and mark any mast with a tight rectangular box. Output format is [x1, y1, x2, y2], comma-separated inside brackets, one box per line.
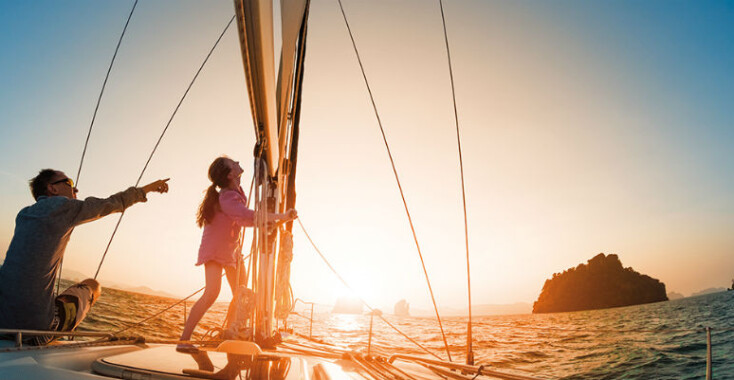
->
[233, 0, 310, 344]
[274, 0, 310, 322]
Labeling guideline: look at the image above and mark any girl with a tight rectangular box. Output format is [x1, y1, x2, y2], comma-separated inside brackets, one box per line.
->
[177, 156, 296, 352]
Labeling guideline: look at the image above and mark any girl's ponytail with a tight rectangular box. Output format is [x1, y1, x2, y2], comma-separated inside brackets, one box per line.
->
[197, 184, 219, 227]
[196, 156, 231, 227]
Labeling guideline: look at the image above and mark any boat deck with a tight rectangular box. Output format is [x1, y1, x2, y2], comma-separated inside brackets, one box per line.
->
[0, 340, 442, 380]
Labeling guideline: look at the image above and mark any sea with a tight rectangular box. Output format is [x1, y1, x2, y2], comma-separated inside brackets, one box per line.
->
[73, 279, 733, 380]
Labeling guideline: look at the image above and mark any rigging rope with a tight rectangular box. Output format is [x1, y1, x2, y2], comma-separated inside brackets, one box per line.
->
[112, 273, 219, 335]
[335, 0, 452, 362]
[113, 253, 250, 336]
[296, 218, 442, 361]
[219, 174, 255, 331]
[437, 0, 474, 365]
[0, 337, 142, 353]
[246, 157, 268, 336]
[75, 0, 139, 188]
[56, 0, 140, 299]
[115, 175, 256, 337]
[93, 15, 236, 280]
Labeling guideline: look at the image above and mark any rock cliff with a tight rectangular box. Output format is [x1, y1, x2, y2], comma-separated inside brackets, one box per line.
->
[394, 299, 410, 316]
[533, 253, 667, 313]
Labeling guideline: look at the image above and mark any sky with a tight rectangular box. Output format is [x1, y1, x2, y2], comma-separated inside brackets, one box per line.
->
[1, 0, 733, 313]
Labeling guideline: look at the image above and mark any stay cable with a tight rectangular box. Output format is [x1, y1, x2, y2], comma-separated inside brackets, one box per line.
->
[93, 15, 236, 280]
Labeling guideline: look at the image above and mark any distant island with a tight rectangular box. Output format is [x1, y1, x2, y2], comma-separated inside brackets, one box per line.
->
[667, 291, 684, 300]
[59, 268, 179, 299]
[533, 253, 667, 313]
[394, 299, 410, 316]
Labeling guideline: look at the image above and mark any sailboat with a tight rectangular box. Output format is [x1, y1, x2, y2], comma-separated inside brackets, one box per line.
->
[0, 1, 544, 379]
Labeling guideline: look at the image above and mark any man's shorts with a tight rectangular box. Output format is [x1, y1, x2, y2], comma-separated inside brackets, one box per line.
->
[30, 283, 95, 346]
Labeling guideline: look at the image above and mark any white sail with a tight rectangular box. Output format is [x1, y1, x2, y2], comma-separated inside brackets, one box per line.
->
[276, 0, 308, 161]
[234, 0, 279, 176]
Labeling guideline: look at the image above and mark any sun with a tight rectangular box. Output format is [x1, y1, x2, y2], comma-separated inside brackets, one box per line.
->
[333, 271, 376, 306]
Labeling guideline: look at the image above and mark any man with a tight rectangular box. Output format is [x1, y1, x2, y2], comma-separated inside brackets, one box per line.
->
[0, 169, 169, 344]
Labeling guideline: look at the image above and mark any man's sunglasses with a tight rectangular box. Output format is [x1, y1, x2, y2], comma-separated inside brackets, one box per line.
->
[51, 178, 75, 188]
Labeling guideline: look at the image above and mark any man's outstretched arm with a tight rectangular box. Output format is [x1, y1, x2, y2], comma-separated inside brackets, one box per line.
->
[56, 178, 170, 226]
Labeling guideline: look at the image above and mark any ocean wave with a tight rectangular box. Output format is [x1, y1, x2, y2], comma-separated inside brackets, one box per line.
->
[73, 281, 733, 379]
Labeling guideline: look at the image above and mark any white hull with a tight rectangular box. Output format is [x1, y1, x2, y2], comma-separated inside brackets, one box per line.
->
[0, 338, 541, 380]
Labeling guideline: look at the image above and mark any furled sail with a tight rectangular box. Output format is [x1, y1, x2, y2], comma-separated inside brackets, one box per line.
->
[234, 0, 279, 176]
[274, 0, 310, 320]
[233, 0, 310, 341]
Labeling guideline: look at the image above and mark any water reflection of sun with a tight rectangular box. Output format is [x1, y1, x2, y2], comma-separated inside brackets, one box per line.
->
[331, 313, 362, 332]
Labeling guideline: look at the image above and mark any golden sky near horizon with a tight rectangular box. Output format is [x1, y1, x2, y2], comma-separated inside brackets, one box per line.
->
[1, 0, 733, 312]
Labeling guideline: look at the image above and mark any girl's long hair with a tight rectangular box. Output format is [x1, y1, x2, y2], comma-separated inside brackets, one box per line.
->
[197, 156, 231, 227]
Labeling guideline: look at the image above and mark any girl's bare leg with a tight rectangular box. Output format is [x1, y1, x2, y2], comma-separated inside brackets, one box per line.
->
[180, 263, 223, 341]
[223, 263, 239, 326]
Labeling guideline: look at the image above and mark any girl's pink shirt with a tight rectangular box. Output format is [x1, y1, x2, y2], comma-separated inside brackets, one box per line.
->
[196, 187, 255, 267]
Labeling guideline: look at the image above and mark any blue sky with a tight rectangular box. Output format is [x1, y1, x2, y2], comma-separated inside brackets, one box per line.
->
[1, 0, 733, 309]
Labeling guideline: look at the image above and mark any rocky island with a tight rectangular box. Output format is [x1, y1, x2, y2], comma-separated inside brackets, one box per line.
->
[533, 253, 667, 313]
[394, 299, 410, 316]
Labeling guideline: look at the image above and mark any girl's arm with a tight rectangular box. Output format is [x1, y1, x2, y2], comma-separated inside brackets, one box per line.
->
[219, 190, 255, 227]
[263, 209, 298, 230]
[220, 190, 297, 227]
[271, 209, 297, 223]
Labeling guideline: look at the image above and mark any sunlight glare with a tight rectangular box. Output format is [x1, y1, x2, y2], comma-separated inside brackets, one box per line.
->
[334, 271, 376, 306]
[330, 313, 361, 332]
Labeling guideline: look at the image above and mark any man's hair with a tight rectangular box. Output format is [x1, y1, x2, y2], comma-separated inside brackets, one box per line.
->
[29, 169, 58, 200]
[80, 278, 102, 305]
